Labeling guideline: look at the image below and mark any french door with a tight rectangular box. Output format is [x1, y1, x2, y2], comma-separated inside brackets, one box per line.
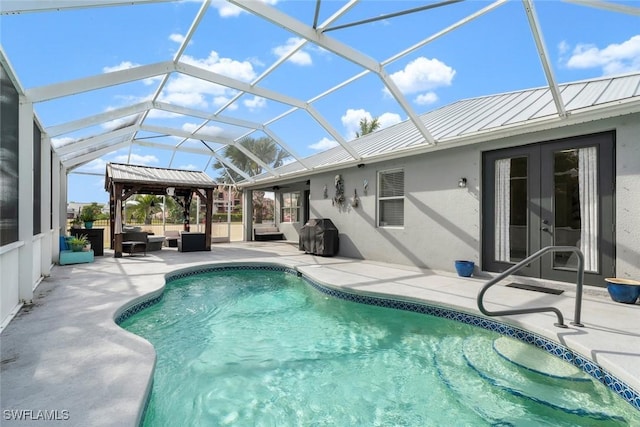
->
[482, 132, 615, 286]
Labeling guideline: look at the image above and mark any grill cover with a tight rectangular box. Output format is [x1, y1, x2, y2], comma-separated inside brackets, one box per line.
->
[299, 218, 339, 256]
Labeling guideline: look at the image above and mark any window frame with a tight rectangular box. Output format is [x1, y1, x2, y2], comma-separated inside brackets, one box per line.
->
[280, 191, 301, 223]
[377, 168, 405, 228]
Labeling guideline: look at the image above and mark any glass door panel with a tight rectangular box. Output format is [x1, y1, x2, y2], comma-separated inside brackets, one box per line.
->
[548, 147, 599, 273]
[483, 146, 540, 277]
[494, 157, 528, 263]
[552, 149, 582, 269]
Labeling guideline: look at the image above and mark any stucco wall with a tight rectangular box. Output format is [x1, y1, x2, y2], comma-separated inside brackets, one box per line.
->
[615, 117, 640, 280]
[309, 145, 480, 272]
[297, 113, 640, 279]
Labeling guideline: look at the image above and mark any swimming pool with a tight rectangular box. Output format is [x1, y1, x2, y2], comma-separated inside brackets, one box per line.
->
[119, 264, 640, 426]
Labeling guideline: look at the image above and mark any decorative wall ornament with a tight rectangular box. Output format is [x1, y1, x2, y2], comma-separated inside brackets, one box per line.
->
[351, 189, 360, 208]
[363, 179, 368, 195]
[333, 174, 345, 206]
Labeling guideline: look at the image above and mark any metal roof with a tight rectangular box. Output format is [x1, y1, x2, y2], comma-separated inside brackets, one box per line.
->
[246, 72, 640, 185]
[105, 163, 218, 189]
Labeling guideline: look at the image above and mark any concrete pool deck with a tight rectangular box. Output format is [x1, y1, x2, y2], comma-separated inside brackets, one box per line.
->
[1, 242, 639, 426]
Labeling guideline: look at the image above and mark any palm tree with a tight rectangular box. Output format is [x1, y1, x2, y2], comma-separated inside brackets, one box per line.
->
[212, 136, 290, 223]
[213, 136, 289, 183]
[128, 194, 163, 225]
[355, 116, 380, 138]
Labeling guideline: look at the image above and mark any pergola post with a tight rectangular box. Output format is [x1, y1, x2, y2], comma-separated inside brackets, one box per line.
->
[243, 189, 253, 241]
[109, 186, 115, 250]
[183, 192, 193, 232]
[113, 183, 124, 258]
[204, 188, 213, 251]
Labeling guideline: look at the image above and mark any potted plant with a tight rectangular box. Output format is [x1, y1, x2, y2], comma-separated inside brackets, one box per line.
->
[79, 205, 99, 229]
[71, 215, 82, 230]
[68, 234, 89, 252]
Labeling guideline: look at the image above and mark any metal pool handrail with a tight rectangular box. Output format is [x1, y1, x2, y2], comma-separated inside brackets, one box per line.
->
[477, 246, 585, 328]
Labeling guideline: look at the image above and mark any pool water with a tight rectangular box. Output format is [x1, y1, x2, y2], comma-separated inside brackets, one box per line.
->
[121, 269, 640, 426]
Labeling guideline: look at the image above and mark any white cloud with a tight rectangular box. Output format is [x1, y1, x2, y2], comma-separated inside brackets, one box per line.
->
[182, 51, 257, 81]
[182, 123, 224, 137]
[377, 112, 402, 128]
[103, 61, 139, 73]
[178, 164, 198, 170]
[414, 92, 438, 105]
[273, 37, 312, 66]
[160, 51, 257, 109]
[243, 96, 266, 111]
[309, 137, 339, 151]
[146, 109, 182, 119]
[212, 95, 238, 110]
[565, 35, 640, 75]
[558, 40, 570, 56]
[388, 56, 455, 95]
[113, 154, 159, 165]
[210, 0, 278, 18]
[341, 108, 371, 138]
[160, 89, 209, 109]
[341, 109, 401, 139]
[169, 33, 186, 44]
[211, 0, 243, 17]
[83, 158, 108, 172]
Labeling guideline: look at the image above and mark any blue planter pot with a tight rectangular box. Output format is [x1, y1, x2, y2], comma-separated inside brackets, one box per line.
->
[605, 278, 640, 304]
[455, 260, 474, 277]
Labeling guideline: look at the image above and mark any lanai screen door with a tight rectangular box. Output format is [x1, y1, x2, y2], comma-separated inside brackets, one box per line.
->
[482, 132, 614, 286]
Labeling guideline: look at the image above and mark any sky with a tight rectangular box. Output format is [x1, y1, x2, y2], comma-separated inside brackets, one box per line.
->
[2, 0, 639, 204]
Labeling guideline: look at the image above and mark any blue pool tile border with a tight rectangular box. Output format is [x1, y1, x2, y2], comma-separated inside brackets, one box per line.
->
[116, 263, 640, 412]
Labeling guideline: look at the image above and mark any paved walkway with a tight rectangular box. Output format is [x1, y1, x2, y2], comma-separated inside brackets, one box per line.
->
[1, 242, 639, 426]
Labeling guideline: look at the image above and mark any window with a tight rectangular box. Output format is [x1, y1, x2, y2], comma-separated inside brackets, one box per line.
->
[0, 63, 20, 246]
[281, 192, 300, 223]
[378, 169, 404, 227]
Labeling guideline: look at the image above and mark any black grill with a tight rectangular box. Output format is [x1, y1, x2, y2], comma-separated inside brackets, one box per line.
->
[299, 218, 339, 256]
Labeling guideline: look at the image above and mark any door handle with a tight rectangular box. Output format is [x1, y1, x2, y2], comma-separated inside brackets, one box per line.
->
[541, 226, 551, 233]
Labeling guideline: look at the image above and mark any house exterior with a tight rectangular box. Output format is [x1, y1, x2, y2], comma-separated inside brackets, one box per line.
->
[240, 73, 640, 287]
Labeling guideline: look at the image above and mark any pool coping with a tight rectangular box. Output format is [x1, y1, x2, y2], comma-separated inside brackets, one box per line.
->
[115, 262, 640, 419]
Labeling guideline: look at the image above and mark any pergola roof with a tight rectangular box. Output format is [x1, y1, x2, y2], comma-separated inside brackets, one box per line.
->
[105, 162, 218, 195]
[1, 0, 639, 192]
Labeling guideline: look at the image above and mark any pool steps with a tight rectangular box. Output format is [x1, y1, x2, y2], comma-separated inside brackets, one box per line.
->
[435, 335, 628, 425]
[493, 336, 590, 381]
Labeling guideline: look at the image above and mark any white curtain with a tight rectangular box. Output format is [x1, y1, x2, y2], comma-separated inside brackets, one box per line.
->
[578, 147, 598, 272]
[495, 159, 511, 262]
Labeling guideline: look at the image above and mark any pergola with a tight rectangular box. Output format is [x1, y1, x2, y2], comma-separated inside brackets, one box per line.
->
[105, 162, 219, 257]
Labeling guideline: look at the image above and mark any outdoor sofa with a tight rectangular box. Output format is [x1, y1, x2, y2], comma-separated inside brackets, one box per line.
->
[253, 226, 284, 241]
